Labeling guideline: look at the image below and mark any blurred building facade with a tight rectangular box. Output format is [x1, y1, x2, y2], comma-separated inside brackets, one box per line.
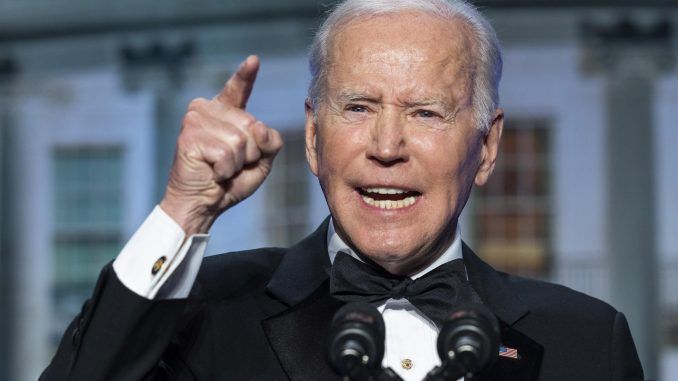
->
[0, 1, 676, 380]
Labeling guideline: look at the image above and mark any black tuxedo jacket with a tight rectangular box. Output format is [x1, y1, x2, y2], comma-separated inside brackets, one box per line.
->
[42, 219, 644, 381]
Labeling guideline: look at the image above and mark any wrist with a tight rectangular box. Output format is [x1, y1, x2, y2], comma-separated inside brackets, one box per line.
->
[159, 194, 218, 236]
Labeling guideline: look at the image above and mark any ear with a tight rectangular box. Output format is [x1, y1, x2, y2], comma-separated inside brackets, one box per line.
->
[305, 98, 319, 176]
[474, 108, 504, 186]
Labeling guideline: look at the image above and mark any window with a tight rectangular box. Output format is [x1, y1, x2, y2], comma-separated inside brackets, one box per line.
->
[472, 119, 551, 277]
[264, 131, 310, 246]
[51, 146, 123, 342]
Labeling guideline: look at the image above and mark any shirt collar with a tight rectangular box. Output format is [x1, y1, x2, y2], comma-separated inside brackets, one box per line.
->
[326, 217, 463, 279]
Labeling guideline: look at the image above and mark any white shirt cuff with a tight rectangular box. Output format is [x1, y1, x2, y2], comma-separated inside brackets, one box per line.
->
[112, 205, 209, 299]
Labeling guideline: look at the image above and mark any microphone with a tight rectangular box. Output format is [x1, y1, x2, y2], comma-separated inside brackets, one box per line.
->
[327, 303, 402, 381]
[424, 304, 500, 380]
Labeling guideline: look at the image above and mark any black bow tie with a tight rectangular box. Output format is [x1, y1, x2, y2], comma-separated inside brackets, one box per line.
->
[329, 251, 482, 327]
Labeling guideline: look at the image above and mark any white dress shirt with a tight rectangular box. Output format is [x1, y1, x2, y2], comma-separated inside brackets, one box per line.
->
[327, 220, 463, 381]
[113, 207, 464, 381]
[113, 206, 209, 299]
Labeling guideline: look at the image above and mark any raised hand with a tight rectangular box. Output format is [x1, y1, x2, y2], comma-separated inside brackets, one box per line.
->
[159, 55, 283, 235]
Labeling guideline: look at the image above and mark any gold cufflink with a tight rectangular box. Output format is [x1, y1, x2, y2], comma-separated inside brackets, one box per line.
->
[151, 256, 167, 275]
[400, 358, 413, 370]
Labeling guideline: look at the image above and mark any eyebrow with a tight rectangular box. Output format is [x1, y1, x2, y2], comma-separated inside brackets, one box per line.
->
[335, 91, 380, 104]
[401, 99, 448, 108]
[335, 91, 449, 108]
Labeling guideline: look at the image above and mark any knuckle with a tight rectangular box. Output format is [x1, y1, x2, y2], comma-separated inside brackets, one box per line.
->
[213, 146, 230, 163]
[182, 110, 201, 128]
[222, 147, 237, 165]
[215, 162, 235, 181]
[187, 97, 208, 112]
[217, 149, 239, 176]
[238, 113, 257, 129]
[272, 129, 283, 143]
[229, 132, 247, 151]
[270, 130, 284, 149]
[250, 149, 262, 162]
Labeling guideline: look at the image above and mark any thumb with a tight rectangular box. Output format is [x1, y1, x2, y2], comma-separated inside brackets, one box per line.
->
[253, 121, 284, 159]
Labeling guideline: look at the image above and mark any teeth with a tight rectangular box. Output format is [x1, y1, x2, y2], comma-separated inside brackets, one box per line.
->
[361, 195, 417, 209]
[363, 187, 406, 195]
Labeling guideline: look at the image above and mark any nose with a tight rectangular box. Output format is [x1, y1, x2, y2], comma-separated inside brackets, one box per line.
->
[366, 109, 409, 165]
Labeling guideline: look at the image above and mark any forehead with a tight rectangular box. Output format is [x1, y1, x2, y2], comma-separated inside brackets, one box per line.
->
[325, 11, 475, 100]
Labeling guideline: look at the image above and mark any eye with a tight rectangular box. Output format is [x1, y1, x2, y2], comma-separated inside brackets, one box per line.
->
[346, 104, 368, 113]
[415, 109, 439, 118]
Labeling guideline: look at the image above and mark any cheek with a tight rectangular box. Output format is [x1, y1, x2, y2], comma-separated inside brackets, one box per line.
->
[317, 124, 365, 167]
[423, 139, 480, 199]
[314, 129, 351, 189]
[445, 147, 483, 214]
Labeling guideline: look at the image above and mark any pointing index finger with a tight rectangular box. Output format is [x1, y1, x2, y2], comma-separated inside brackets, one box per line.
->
[215, 55, 260, 109]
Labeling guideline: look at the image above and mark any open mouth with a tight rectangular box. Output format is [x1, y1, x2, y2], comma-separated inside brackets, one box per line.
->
[357, 187, 421, 209]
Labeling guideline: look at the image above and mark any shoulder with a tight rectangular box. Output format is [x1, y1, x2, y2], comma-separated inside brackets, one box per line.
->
[495, 274, 643, 378]
[501, 272, 618, 321]
[193, 247, 286, 300]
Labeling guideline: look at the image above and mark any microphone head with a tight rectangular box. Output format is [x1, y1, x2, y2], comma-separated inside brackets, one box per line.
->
[327, 302, 385, 377]
[437, 303, 500, 375]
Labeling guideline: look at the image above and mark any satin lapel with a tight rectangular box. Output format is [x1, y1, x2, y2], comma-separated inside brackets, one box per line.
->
[262, 225, 544, 380]
[265, 218, 332, 306]
[462, 243, 544, 380]
[476, 320, 543, 381]
[262, 218, 342, 380]
[262, 282, 344, 381]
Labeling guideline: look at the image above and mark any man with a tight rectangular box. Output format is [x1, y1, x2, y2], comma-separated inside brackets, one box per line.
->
[42, 0, 644, 380]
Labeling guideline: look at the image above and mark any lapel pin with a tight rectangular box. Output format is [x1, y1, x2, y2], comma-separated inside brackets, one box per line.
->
[498, 345, 519, 360]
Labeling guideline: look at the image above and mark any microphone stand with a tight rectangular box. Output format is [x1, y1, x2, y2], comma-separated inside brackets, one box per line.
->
[376, 367, 404, 381]
[341, 365, 403, 381]
[422, 359, 468, 381]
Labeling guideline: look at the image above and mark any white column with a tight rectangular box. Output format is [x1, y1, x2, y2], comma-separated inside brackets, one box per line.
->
[583, 19, 673, 379]
[0, 58, 17, 381]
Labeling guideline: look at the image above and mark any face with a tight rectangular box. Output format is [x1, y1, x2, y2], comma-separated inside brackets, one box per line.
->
[305, 11, 503, 275]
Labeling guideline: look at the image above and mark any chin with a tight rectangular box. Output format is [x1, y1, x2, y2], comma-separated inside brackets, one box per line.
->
[352, 241, 424, 275]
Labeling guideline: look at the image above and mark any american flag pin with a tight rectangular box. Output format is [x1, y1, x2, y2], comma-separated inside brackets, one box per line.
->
[498, 345, 519, 360]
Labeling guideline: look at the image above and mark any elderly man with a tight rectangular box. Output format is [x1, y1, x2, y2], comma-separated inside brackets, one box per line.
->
[43, 0, 644, 380]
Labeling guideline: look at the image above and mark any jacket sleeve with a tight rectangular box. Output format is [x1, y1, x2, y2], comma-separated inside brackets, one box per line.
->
[39, 264, 190, 381]
[610, 312, 645, 381]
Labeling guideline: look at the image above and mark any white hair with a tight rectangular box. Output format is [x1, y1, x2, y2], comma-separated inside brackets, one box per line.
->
[308, 0, 502, 132]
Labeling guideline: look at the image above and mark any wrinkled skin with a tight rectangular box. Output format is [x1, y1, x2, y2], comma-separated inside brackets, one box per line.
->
[305, 12, 503, 275]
